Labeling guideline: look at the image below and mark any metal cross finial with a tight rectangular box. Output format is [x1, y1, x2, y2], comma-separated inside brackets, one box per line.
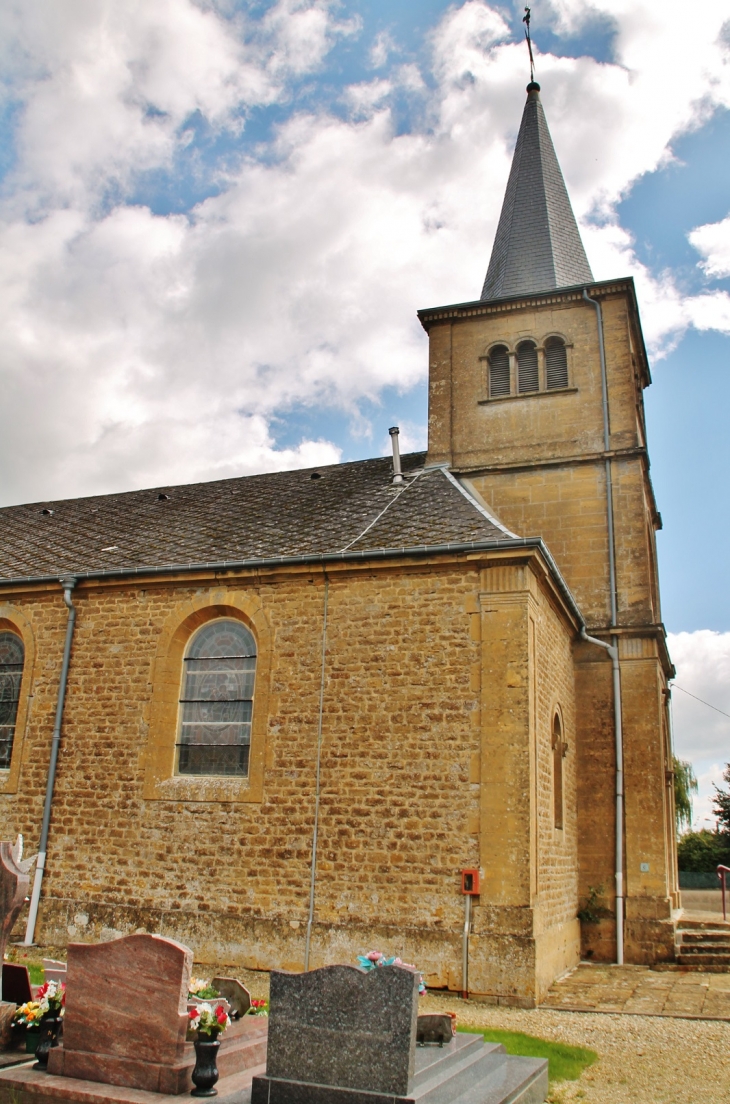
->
[523, 7, 535, 83]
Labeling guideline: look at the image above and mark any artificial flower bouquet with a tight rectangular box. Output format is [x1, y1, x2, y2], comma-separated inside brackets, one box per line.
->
[36, 980, 66, 1015]
[357, 950, 427, 995]
[188, 1003, 230, 1038]
[12, 1001, 43, 1030]
[188, 977, 221, 1001]
[245, 998, 269, 1017]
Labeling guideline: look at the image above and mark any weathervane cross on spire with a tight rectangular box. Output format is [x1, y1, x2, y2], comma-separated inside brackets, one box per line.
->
[523, 6, 535, 83]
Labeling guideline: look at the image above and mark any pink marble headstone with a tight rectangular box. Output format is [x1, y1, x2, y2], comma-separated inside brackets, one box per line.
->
[0, 837, 33, 1004]
[48, 933, 193, 1091]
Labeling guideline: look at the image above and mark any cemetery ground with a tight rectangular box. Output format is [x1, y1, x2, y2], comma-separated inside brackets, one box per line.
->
[6, 947, 730, 1103]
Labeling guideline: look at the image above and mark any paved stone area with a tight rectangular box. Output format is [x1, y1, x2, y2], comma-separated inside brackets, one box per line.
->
[541, 963, 730, 1019]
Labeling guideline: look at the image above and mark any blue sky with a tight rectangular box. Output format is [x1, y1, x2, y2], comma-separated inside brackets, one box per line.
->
[0, 0, 729, 824]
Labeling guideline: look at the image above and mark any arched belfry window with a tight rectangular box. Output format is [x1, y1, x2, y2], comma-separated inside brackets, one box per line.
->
[177, 620, 256, 777]
[488, 345, 510, 398]
[517, 340, 539, 393]
[545, 338, 568, 390]
[0, 632, 24, 770]
[552, 712, 566, 830]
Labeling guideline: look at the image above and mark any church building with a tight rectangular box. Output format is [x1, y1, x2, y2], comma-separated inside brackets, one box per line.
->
[0, 82, 678, 1006]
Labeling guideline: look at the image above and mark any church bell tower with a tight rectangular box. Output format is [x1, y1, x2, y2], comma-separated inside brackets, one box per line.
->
[419, 82, 678, 963]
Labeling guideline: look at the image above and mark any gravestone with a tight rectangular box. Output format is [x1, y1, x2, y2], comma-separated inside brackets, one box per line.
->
[252, 964, 420, 1104]
[1, 964, 32, 1007]
[0, 836, 35, 1046]
[212, 975, 251, 1018]
[47, 933, 193, 1092]
[0, 837, 35, 1003]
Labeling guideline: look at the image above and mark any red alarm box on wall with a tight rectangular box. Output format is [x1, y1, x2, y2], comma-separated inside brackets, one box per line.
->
[461, 869, 480, 895]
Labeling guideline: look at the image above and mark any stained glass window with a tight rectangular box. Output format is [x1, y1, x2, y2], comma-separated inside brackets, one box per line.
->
[0, 632, 24, 771]
[177, 620, 256, 777]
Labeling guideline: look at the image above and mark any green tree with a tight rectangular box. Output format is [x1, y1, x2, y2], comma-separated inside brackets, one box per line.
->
[713, 763, 730, 836]
[677, 829, 730, 872]
[673, 756, 698, 832]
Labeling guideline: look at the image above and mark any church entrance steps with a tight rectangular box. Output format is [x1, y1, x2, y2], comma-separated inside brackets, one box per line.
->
[675, 916, 730, 970]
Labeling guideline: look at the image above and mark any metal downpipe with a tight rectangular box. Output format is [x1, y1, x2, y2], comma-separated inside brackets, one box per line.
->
[583, 287, 624, 965]
[22, 576, 77, 947]
[304, 574, 329, 971]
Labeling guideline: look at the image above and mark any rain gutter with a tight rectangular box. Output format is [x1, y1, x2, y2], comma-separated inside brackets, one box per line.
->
[22, 575, 77, 946]
[0, 537, 583, 627]
[583, 286, 624, 966]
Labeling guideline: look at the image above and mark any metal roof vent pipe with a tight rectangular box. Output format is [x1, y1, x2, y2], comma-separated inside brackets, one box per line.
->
[389, 426, 404, 484]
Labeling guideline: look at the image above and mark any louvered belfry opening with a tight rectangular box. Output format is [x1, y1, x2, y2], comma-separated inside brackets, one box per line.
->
[545, 338, 568, 389]
[517, 341, 539, 393]
[488, 344, 510, 397]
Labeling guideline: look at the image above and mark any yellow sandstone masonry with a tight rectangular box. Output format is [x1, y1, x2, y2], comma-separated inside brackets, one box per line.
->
[0, 547, 581, 1005]
[423, 280, 677, 965]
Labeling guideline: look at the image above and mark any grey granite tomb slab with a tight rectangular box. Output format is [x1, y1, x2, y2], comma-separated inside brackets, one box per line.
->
[265, 965, 420, 1096]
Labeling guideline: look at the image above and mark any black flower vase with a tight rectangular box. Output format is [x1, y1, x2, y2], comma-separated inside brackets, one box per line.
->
[191, 1032, 221, 1097]
[33, 1010, 62, 1070]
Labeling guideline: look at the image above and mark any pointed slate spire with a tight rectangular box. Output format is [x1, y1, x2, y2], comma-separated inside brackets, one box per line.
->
[481, 83, 592, 301]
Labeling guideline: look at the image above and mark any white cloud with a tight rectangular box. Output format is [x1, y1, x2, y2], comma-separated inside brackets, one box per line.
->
[668, 630, 730, 830]
[2, 0, 730, 505]
[689, 215, 730, 278]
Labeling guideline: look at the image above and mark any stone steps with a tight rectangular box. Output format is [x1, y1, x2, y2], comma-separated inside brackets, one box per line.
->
[412, 1035, 546, 1104]
[675, 920, 730, 971]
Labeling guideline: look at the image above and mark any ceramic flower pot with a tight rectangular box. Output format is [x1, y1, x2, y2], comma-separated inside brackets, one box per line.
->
[191, 1032, 221, 1097]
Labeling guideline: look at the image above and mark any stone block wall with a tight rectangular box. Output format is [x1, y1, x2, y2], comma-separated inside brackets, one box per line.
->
[0, 549, 580, 1002]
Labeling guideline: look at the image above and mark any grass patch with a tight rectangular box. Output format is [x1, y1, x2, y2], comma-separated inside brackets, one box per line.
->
[27, 961, 45, 985]
[457, 1026, 597, 1084]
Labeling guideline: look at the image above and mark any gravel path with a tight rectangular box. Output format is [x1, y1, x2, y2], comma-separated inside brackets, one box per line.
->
[419, 992, 730, 1104]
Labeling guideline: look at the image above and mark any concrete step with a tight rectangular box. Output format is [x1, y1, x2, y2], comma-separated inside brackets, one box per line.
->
[412, 1035, 547, 1104]
[677, 931, 730, 945]
[412, 1035, 497, 1088]
[675, 945, 728, 953]
[677, 918, 730, 931]
[676, 953, 730, 967]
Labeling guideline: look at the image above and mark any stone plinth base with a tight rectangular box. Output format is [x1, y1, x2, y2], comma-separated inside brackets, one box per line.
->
[0, 1004, 16, 1050]
[252, 1034, 547, 1104]
[46, 1018, 266, 1096]
[0, 1060, 264, 1103]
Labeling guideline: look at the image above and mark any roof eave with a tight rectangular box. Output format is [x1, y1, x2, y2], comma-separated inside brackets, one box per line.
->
[0, 536, 585, 633]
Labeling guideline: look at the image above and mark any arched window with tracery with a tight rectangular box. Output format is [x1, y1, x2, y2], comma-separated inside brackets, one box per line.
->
[0, 632, 24, 770]
[488, 345, 511, 398]
[545, 338, 568, 390]
[552, 712, 566, 830]
[517, 340, 539, 393]
[177, 620, 256, 777]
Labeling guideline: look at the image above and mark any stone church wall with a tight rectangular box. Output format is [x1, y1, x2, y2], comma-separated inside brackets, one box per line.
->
[0, 549, 580, 1002]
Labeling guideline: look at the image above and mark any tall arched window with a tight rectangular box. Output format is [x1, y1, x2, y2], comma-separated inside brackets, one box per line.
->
[0, 633, 24, 770]
[552, 712, 565, 830]
[488, 345, 511, 398]
[545, 338, 568, 390]
[517, 340, 539, 393]
[177, 620, 256, 777]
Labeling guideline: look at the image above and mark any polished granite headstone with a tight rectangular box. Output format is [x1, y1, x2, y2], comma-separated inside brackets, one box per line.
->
[252, 964, 420, 1104]
[47, 933, 193, 1092]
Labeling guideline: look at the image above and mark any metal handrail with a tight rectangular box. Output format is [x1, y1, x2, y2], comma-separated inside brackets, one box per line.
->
[718, 865, 730, 922]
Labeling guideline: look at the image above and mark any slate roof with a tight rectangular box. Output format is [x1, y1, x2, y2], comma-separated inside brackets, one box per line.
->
[0, 453, 518, 581]
[481, 84, 593, 301]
